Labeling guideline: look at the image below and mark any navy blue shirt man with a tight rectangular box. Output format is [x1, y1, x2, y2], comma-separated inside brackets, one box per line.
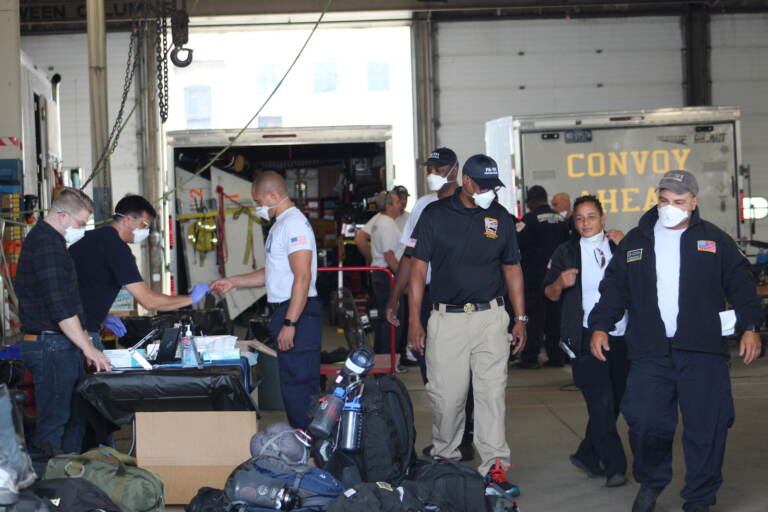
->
[516, 185, 570, 368]
[69, 195, 209, 343]
[589, 170, 762, 512]
[406, 155, 527, 496]
[17, 187, 111, 453]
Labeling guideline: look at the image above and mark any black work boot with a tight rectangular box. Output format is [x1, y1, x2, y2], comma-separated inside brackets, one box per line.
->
[632, 486, 662, 512]
[0, 385, 36, 505]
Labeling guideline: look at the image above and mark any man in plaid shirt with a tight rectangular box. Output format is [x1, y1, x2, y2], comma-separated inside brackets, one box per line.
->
[16, 187, 110, 454]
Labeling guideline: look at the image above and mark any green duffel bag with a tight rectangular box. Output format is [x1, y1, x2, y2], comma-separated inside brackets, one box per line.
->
[45, 447, 164, 512]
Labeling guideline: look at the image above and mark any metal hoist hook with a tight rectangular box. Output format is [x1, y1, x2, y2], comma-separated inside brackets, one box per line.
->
[170, 1, 193, 67]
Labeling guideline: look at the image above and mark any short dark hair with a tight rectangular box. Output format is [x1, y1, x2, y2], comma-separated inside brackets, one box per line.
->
[527, 185, 548, 203]
[573, 194, 604, 216]
[114, 195, 157, 219]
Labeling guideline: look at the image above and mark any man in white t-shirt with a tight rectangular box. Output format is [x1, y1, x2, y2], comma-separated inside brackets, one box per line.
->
[354, 186, 409, 265]
[370, 190, 408, 354]
[212, 171, 319, 430]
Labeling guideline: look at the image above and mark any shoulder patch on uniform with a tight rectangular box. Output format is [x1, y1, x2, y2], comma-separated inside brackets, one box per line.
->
[484, 217, 498, 239]
[537, 213, 564, 224]
[697, 240, 717, 253]
[376, 482, 394, 492]
[406, 237, 417, 248]
[515, 221, 526, 232]
[627, 248, 643, 262]
[290, 236, 307, 246]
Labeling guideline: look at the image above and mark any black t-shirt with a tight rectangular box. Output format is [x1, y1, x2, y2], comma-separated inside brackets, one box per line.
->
[69, 226, 144, 332]
[516, 204, 570, 290]
[405, 188, 521, 304]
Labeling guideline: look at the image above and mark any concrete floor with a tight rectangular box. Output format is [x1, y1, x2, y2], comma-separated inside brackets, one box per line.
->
[259, 340, 768, 512]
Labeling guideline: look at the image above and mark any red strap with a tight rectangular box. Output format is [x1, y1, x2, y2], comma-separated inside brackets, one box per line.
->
[216, 186, 228, 276]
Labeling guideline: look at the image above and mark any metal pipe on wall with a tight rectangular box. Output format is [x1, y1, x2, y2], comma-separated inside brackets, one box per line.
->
[86, 0, 112, 221]
[411, 14, 436, 196]
[137, 25, 166, 293]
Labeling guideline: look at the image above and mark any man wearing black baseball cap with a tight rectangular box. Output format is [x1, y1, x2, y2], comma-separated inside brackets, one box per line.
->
[422, 147, 459, 194]
[589, 170, 762, 512]
[406, 154, 526, 497]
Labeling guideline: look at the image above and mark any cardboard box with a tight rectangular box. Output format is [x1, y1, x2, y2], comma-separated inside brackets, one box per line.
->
[135, 411, 258, 505]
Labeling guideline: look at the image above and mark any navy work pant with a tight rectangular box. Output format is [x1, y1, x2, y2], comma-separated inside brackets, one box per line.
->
[371, 272, 407, 356]
[621, 350, 734, 509]
[571, 330, 629, 477]
[21, 334, 87, 453]
[521, 292, 563, 365]
[269, 297, 322, 430]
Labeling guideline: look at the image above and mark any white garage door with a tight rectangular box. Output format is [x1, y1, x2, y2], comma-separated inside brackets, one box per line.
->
[711, 14, 768, 240]
[435, 16, 684, 163]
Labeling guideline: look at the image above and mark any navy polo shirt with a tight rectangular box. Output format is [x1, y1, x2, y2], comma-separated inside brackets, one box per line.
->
[69, 226, 144, 332]
[405, 188, 521, 305]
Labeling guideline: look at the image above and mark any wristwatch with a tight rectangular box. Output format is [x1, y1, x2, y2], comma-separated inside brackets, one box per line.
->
[513, 315, 528, 324]
[283, 319, 297, 327]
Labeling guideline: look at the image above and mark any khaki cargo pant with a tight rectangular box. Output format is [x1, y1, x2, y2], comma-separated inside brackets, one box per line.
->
[425, 300, 511, 474]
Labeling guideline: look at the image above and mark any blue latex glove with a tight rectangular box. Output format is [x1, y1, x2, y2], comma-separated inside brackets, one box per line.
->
[103, 314, 127, 337]
[190, 283, 210, 304]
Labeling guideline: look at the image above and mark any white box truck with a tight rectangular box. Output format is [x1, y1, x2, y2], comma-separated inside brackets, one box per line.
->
[485, 107, 747, 238]
[162, 125, 393, 319]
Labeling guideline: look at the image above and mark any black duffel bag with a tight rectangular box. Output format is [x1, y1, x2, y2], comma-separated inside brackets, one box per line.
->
[32, 478, 120, 512]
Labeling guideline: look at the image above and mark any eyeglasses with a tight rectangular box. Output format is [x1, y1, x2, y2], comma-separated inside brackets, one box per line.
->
[116, 213, 151, 229]
[594, 247, 606, 270]
[57, 209, 88, 228]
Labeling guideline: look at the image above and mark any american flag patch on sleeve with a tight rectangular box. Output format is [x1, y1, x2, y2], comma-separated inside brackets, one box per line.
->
[406, 238, 417, 248]
[697, 240, 716, 253]
[290, 236, 307, 246]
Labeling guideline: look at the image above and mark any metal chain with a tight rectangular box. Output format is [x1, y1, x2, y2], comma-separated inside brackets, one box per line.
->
[155, 0, 169, 123]
[86, 24, 142, 187]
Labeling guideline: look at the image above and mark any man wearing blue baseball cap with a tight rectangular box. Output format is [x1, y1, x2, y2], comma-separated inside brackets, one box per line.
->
[406, 154, 527, 497]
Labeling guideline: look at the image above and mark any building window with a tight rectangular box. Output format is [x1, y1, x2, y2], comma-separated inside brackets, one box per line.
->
[743, 197, 768, 220]
[258, 116, 283, 128]
[313, 63, 338, 93]
[184, 85, 211, 129]
[367, 62, 389, 91]
[255, 64, 278, 94]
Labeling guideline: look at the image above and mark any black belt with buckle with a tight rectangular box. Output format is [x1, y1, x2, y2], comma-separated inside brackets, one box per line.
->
[22, 330, 63, 342]
[435, 296, 505, 313]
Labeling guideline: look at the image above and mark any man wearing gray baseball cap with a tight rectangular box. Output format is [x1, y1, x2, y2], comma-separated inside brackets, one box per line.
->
[588, 170, 762, 512]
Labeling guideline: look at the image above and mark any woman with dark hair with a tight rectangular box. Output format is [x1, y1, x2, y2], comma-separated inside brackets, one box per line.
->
[542, 195, 630, 488]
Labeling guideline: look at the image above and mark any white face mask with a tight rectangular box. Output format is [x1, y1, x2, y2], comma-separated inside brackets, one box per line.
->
[658, 204, 690, 228]
[255, 196, 288, 221]
[427, 167, 456, 192]
[132, 228, 150, 244]
[582, 231, 605, 247]
[472, 190, 495, 209]
[64, 227, 86, 245]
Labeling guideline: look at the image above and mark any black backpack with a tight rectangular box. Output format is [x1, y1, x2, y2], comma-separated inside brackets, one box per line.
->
[186, 487, 228, 512]
[32, 478, 121, 512]
[404, 460, 488, 512]
[327, 482, 425, 512]
[320, 375, 416, 486]
[9, 490, 55, 512]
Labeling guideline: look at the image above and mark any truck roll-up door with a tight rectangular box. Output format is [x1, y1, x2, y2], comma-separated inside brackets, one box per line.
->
[435, 17, 684, 164]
